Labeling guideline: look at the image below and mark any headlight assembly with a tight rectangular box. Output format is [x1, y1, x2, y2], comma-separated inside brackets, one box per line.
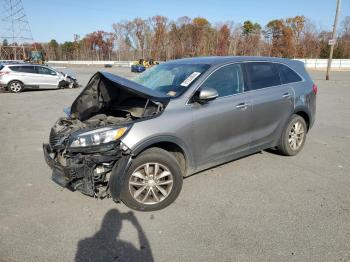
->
[70, 126, 128, 148]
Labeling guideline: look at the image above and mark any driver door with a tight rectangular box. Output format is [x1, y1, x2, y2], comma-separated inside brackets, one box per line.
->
[190, 63, 253, 170]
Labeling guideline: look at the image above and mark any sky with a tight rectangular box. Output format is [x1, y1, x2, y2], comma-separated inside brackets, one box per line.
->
[16, 0, 350, 43]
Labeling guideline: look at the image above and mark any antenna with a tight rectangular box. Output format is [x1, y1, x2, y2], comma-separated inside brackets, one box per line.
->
[0, 0, 34, 60]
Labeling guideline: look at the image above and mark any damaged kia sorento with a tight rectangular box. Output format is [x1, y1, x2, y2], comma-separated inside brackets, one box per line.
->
[43, 57, 316, 211]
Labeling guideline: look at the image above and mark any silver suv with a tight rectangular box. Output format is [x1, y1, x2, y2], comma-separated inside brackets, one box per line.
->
[43, 56, 317, 211]
[0, 63, 78, 92]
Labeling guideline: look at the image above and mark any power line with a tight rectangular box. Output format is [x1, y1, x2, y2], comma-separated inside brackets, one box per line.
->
[0, 0, 34, 60]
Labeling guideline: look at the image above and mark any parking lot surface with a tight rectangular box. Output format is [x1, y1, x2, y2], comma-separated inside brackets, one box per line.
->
[0, 67, 349, 262]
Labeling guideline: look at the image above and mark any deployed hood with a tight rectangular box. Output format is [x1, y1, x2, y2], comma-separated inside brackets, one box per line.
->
[71, 72, 170, 121]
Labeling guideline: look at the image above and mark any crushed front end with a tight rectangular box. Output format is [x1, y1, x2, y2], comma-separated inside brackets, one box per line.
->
[43, 117, 128, 198]
[43, 71, 169, 199]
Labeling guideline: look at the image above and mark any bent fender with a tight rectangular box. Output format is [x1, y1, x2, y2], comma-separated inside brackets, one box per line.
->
[109, 154, 133, 201]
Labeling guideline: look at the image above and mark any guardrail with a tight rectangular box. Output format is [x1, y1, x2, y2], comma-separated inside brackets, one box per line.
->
[294, 59, 350, 69]
[47, 59, 350, 69]
[47, 60, 133, 67]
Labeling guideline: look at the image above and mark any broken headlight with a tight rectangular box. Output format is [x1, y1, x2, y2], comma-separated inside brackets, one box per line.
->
[70, 126, 128, 148]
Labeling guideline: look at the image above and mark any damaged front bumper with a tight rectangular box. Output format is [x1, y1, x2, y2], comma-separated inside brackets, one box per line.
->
[43, 143, 75, 187]
[43, 141, 131, 200]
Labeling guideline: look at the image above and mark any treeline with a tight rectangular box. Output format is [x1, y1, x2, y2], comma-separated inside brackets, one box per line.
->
[6, 15, 350, 61]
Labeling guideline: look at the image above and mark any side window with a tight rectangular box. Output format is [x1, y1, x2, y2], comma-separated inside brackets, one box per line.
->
[245, 62, 281, 90]
[20, 66, 35, 73]
[9, 66, 21, 72]
[201, 64, 244, 97]
[278, 64, 302, 84]
[37, 66, 57, 75]
[10, 66, 35, 73]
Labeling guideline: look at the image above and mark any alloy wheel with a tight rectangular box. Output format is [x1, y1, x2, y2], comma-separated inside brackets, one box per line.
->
[128, 162, 174, 205]
[10, 82, 22, 93]
[288, 121, 305, 150]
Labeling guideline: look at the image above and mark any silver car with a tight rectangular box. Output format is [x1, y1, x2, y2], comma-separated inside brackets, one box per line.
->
[0, 63, 78, 92]
[43, 56, 317, 211]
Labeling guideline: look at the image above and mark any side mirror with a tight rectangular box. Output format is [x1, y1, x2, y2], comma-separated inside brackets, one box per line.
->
[195, 87, 219, 103]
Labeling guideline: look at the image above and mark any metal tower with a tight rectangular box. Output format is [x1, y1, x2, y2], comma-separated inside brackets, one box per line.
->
[0, 0, 34, 60]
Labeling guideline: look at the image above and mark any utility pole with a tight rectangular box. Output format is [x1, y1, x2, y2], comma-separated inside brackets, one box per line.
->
[326, 0, 341, 80]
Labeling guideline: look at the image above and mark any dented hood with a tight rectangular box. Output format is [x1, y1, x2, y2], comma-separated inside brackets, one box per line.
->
[99, 72, 169, 100]
[70, 71, 170, 120]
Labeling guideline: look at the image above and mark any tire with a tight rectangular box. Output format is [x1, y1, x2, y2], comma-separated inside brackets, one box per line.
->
[8, 80, 24, 93]
[277, 114, 307, 156]
[120, 147, 183, 211]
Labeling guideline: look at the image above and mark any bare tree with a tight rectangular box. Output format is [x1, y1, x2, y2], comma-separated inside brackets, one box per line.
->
[34, 15, 350, 61]
[132, 18, 149, 59]
[150, 15, 168, 60]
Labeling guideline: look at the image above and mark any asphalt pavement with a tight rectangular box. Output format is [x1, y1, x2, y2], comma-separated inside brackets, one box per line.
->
[0, 67, 349, 262]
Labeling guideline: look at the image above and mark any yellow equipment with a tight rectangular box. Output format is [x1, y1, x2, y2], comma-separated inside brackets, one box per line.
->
[132, 58, 159, 68]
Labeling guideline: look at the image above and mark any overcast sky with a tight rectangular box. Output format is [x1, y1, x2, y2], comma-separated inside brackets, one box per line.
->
[16, 0, 350, 42]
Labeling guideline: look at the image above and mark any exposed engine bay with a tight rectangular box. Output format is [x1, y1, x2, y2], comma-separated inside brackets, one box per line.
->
[44, 72, 169, 198]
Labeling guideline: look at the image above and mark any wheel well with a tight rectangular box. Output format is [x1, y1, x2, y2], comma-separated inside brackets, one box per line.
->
[8, 80, 24, 87]
[137, 142, 187, 176]
[294, 111, 310, 130]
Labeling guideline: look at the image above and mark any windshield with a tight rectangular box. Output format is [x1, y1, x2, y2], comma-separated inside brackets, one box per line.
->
[133, 63, 210, 97]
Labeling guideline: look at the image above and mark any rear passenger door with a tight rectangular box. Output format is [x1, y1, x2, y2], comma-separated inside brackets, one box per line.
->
[9, 66, 37, 87]
[244, 62, 295, 147]
[34, 66, 60, 89]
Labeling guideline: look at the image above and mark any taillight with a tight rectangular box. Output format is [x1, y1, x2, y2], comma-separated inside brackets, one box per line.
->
[312, 84, 318, 95]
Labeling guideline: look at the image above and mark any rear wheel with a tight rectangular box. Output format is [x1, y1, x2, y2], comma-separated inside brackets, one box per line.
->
[120, 147, 183, 211]
[8, 80, 24, 93]
[278, 114, 307, 156]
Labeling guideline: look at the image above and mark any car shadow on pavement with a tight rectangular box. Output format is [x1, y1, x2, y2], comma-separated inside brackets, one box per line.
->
[75, 209, 154, 262]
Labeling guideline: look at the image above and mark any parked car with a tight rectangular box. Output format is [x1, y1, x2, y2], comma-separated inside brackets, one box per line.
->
[0, 63, 78, 93]
[43, 56, 317, 211]
[131, 64, 146, 73]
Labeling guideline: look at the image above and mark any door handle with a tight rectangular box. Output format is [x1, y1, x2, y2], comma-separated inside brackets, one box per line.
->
[236, 102, 248, 110]
[282, 93, 291, 98]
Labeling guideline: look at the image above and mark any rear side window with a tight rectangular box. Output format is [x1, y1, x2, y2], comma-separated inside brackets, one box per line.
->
[9, 66, 35, 73]
[245, 62, 281, 90]
[278, 64, 302, 84]
[0, 65, 4, 71]
[202, 64, 244, 97]
[9, 66, 21, 72]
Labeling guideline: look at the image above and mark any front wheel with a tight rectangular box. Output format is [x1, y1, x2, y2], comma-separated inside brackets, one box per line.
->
[278, 114, 307, 156]
[120, 147, 183, 211]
